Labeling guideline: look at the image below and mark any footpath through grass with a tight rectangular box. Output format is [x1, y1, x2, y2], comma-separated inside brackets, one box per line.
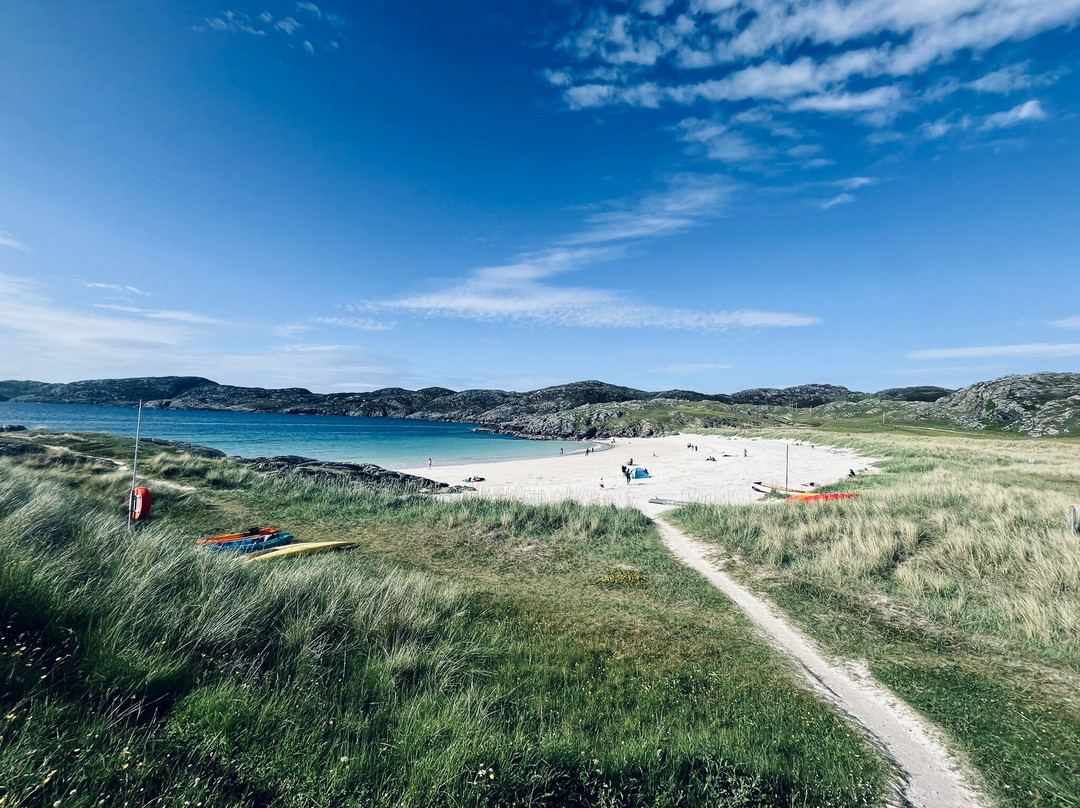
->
[0, 432, 887, 808]
[673, 430, 1080, 808]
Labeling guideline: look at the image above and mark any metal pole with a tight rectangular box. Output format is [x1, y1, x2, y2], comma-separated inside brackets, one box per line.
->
[129, 400, 143, 523]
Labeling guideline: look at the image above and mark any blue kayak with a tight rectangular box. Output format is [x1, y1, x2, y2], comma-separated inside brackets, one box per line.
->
[205, 531, 294, 553]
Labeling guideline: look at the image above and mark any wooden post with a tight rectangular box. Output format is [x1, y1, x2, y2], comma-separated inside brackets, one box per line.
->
[1071, 505, 1078, 535]
[128, 400, 143, 524]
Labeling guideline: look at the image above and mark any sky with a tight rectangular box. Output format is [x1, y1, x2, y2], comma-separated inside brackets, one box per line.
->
[1, 0, 1079, 395]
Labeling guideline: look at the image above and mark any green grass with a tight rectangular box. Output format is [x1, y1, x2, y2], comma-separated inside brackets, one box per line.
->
[672, 430, 1080, 807]
[0, 435, 888, 807]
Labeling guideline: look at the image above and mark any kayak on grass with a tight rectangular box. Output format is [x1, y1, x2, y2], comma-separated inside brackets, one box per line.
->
[246, 540, 360, 562]
[205, 531, 295, 553]
[787, 493, 859, 502]
[197, 526, 282, 546]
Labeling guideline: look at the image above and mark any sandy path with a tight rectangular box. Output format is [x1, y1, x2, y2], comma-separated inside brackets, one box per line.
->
[400, 433, 987, 808]
[653, 517, 985, 808]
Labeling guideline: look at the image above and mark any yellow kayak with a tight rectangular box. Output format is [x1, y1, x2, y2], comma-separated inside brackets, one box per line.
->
[246, 540, 359, 562]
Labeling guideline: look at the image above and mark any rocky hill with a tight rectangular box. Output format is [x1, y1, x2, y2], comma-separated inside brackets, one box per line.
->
[3, 373, 1076, 438]
[935, 372, 1080, 437]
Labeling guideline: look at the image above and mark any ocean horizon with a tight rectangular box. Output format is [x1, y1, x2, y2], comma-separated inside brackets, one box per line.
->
[0, 401, 584, 469]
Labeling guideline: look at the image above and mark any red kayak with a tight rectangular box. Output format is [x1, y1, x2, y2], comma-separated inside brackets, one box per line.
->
[787, 493, 859, 502]
[196, 526, 282, 546]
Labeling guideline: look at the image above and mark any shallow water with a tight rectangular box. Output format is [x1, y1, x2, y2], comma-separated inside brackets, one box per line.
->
[0, 401, 583, 469]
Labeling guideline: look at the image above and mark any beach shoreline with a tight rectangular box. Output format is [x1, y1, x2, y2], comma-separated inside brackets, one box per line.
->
[397, 432, 875, 514]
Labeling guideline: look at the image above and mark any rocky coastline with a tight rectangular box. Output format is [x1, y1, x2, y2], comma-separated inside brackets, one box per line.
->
[2, 373, 1077, 438]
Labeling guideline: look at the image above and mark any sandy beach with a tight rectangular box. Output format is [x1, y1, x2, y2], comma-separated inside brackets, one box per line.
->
[398, 433, 874, 516]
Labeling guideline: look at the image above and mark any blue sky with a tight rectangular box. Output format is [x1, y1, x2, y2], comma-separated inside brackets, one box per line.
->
[1, 1, 1078, 394]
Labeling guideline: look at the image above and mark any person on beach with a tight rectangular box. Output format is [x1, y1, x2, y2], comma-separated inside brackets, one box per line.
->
[623, 467, 632, 485]
[599, 477, 604, 488]
[743, 449, 748, 458]
[428, 458, 433, 468]
[559, 448, 564, 455]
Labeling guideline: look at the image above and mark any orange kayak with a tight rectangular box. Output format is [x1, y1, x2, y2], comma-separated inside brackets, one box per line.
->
[787, 493, 859, 502]
[196, 527, 282, 546]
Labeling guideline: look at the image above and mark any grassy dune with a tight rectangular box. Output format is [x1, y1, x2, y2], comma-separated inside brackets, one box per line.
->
[0, 433, 887, 808]
[673, 432, 1080, 807]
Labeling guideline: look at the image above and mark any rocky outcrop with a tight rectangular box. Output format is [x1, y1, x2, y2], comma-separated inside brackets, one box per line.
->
[936, 373, 1080, 436]
[239, 455, 473, 493]
[0, 441, 45, 457]
[0, 425, 28, 433]
[140, 438, 227, 459]
[873, 386, 954, 402]
[1, 377, 213, 406]
[729, 384, 863, 407]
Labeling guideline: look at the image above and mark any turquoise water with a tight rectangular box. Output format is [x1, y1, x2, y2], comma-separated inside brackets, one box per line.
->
[0, 402, 584, 469]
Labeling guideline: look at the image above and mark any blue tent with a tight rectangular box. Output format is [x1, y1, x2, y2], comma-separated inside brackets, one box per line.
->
[631, 467, 650, 479]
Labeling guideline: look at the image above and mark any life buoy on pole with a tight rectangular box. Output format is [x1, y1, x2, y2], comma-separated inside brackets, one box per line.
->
[130, 487, 152, 521]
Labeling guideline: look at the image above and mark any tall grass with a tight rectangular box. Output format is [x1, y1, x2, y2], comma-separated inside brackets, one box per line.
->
[0, 446, 887, 808]
[673, 430, 1080, 807]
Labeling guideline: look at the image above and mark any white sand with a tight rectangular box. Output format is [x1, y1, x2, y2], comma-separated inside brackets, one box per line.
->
[397, 433, 873, 515]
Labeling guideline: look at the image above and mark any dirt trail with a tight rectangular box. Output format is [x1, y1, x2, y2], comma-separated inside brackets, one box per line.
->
[650, 515, 987, 808]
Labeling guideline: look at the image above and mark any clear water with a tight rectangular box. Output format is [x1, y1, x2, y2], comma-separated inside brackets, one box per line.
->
[0, 401, 584, 469]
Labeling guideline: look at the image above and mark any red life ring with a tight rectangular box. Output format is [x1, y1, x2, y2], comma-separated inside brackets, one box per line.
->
[130, 487, 152, 521]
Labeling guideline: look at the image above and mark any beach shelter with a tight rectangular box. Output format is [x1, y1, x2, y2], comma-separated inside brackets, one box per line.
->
[631, 466, 650, 479]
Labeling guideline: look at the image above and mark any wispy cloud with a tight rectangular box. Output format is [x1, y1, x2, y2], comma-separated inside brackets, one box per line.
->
[314, 316, 395, 331]
[982, 99, 1048, 129]
[563, 174, 737, 244]
[196, 5, 344, 52]
[85, 282, 150, 297]
[1050, 316, 1080, 328]
[361, 177, 817, 333]
[0, 231, 31, 253]
[0, 273, 400, 391]
[921, 99, 1050, 140]
[546, 0, 1078, 175]
[814, 193, 855, 210]
[908, 343, 1080, 360]
[652, 362, 734, 373]
[967, 62, 1065, 94]
[93, 304, 226, 325]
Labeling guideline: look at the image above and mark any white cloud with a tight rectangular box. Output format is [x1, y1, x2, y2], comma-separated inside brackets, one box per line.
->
[833, 176, 877, 190]
[85, 282, 150, 297]
[547, 0, 1079, 172]
[788, 85, 902, 114]
[258, 11, 273, 23]
[0, 274, 193, 372]
[564, 174, 737, 244]
[200, 10, 265, 36]
[981, 99, 1048, 129]
[275, 17, 301, 35]
[676, 119, 764, 165]
[303, 40, 315, 55]
[908, 343, 1080, 359]
[361, 178, 817, 334]
[815, 193, 855, 210]
[0, 231, 31, 253]
[295, 1, 321, 18]
[0, 273, 398, 391]
[94, 304, 226, 325]
[314, 316, 395, 331]
[1050, 316, 1080, 328]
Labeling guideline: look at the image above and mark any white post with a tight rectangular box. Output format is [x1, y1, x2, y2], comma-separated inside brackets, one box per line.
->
[129, 400, 143, 523]
[785, 444, 790, 491]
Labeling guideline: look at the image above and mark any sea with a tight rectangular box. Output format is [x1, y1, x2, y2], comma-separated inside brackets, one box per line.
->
[0, 401, 585, 469]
